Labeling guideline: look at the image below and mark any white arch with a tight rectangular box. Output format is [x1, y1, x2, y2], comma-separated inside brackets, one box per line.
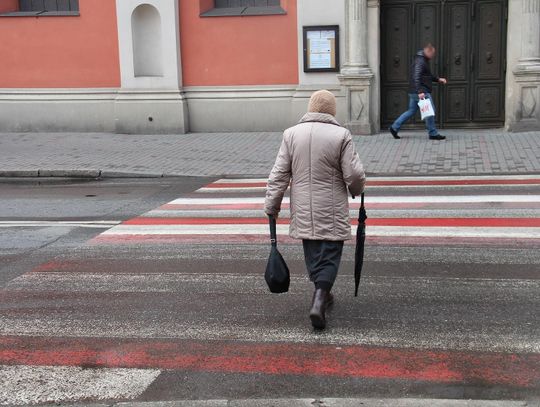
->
[131, 3, 163, 77]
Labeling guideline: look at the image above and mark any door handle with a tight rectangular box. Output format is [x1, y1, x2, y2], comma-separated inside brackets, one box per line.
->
[393, 55, 400, 67]
[454, 54, 462, 65]
[486, 51, 494, 64]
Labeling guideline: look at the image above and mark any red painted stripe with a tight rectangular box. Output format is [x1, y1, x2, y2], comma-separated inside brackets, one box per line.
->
[91, 234, 540, 248]
[205, 182, 268, 188]
[0, 336, 538, 388]
[123, 217, 540, 228]
[205, 179, 540, 188]
[369, 179, 540, 186]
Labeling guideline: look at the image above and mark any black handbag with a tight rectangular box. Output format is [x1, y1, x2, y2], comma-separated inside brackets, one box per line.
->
[264, 215, 290, 293]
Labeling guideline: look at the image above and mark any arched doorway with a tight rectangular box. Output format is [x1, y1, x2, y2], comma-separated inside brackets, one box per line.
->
[380, 0, 508, 129]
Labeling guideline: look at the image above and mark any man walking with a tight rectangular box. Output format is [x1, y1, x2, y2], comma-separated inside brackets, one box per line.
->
[389, 43, 448, 140]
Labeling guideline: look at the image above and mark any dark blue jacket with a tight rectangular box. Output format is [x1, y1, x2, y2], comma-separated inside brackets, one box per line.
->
[408, 50, 439, 94]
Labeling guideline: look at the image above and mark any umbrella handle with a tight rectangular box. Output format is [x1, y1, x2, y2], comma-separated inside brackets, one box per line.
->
[361, 193, 365, 209]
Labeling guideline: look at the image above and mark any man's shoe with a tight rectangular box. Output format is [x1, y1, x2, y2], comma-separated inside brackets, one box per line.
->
[429, 134, 446, 140]
[309, 289, 329, 330]
[389, 127, 401, 139]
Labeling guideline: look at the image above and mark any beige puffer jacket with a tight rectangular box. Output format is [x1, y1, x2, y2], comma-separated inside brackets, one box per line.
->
[264, 112, 366, 241]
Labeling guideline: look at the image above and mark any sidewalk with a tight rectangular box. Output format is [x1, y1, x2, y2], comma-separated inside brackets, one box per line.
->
[0, 129, 539, 178]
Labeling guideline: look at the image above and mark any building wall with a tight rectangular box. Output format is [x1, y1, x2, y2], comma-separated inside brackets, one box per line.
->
[0, 0, 537, 134]
[0, 0, 120, 88]
[291, 0, 346, 124]
[179, 0, 299, 86]
[296, 0, 345, 86]
[0, 0, 18, 13]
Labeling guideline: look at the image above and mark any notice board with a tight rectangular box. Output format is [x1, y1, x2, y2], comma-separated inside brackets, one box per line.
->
[303, 25, 340, 73]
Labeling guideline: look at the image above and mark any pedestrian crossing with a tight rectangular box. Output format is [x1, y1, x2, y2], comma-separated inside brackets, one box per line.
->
[93, 174, 540, 245]
[2, 175, 540, 405]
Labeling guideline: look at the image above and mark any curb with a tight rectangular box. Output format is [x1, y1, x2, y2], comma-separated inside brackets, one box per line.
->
[0, 169, 165, 179]
[64, 398, 536, 407]
[1, 169, 540, 179]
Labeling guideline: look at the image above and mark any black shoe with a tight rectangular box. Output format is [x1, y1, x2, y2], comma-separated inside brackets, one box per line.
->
[389, 127, 401, 139]
[326, 292, 334, 308]
[309, 289, 329, 330]
[429, 134, 446, 140]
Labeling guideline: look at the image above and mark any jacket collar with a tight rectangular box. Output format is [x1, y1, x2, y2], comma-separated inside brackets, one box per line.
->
[416, 50, 430, 60]
[299, 112, 342, 127]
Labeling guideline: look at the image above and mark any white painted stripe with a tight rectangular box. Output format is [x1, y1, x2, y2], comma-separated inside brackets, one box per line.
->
[168, 195, 540, 205]
[0, 365, 160, 406]
[101, 224, 540, 239]
[142, 209, 540, 220]
[0, 317, 536, 353]
[0, 221, 121, 228]
[8, 272, 539, 293]
[197, 183, 540, 193]
[197, 187, 268, 193]
[213, 175, 540, 183]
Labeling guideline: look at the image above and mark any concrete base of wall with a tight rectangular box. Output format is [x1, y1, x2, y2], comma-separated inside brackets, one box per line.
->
[114, 90, 189, 134]
[7, 82, 536, 134]
[0, 89, 116, 133]
[507, 67, 540, 132]
[185, 86, 296, 133]
[0, 86, 348, 134]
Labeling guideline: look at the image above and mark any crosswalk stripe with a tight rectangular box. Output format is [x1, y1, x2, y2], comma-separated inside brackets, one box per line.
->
[100, 225, 540, 239]
[197, 175, 540, 192]
[213, 175, 540, 183]
[1, 337, 538, 388]
[92, 176, 540, 244]
[166, 195, 540, 205]
[122, 217, 540, 227]
[0, 365, 160, 406]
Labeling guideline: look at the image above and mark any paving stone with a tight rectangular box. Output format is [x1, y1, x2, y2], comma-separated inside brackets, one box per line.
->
[0, 129, 538, 177]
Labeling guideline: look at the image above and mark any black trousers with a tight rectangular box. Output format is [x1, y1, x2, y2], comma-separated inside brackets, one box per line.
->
[302, 240, 344, 290]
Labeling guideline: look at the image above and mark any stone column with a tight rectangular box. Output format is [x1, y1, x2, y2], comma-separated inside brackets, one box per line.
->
[338, 0, 375, 134]
[517, 0, 540, 68]
[341, 0, 370, 75]
[512, 0, 540, 130]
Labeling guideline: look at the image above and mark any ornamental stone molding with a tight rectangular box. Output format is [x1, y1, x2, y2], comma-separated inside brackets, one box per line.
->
[339, 0, 374, 134]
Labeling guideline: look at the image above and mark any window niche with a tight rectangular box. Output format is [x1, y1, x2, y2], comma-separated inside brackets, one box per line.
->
[201, 0, 285, 17]
[131, 4, 164, 77]
[1, 0, 79, 16]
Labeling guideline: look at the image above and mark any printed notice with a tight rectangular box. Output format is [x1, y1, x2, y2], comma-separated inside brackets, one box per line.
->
[309, 52, 332, 69]
[304, 27, 339, 72]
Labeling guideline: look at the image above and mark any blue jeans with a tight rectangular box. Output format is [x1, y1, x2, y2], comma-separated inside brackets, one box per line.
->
[391, 93, 438, 137]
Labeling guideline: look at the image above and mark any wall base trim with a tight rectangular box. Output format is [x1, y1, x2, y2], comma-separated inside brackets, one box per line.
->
[0, 85, 355, 133]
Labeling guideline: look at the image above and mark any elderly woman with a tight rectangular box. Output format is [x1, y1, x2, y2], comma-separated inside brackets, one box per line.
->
[264, 90, 366, 330]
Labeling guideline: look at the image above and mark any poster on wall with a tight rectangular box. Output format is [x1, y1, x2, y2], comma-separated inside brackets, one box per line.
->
[303, 26, 340, 72]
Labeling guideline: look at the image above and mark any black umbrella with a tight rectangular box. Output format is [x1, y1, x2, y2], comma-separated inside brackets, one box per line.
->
[354, 193, 367, 297]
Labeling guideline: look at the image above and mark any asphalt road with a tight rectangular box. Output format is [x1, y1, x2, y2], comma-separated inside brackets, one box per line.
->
[0, 176, 539, 406]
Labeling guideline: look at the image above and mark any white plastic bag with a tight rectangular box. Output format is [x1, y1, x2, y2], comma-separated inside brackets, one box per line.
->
[418, 98, 435, 120]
